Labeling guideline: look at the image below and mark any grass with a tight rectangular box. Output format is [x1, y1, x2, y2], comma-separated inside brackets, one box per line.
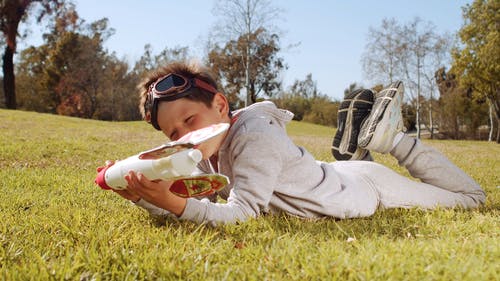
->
[1, 108, 499, 280]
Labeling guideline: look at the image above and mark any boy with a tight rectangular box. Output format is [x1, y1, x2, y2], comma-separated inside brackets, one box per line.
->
[114, 61, 485, 225]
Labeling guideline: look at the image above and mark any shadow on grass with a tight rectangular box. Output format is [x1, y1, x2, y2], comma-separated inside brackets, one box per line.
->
[146, 205, 497, 244]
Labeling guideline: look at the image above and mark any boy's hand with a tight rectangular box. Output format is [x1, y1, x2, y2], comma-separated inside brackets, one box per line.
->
[125, 171, 187, 216]
[113, 189, 141, 203]
[97, 160, 141, 202]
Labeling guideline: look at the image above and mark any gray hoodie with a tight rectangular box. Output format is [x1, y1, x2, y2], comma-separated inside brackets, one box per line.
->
[172, 101, 348, 225]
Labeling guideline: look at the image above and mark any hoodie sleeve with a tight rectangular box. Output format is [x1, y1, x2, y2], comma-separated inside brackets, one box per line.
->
[179, 117, 284, 225]
[135, 198, 174, 218]
[135, 195, 217, 221]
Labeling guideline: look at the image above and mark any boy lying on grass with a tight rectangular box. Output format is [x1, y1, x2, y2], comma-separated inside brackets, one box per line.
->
[108, 61, 485, 226]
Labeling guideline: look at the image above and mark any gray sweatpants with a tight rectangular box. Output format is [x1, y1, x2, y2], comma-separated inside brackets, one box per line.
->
[331, 134, 486, 217]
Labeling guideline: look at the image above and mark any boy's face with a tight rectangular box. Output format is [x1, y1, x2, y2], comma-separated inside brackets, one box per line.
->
[156, 93, 230, 159]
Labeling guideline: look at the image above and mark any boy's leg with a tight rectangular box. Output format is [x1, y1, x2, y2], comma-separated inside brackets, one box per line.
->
[332, 89, 374, 161]
[356, 81, 485, 208]
[388, 134, 485, 206]
[333, 160, 482, 210]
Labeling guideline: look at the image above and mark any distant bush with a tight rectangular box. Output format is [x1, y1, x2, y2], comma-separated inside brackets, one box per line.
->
[273, 95, 340, 127]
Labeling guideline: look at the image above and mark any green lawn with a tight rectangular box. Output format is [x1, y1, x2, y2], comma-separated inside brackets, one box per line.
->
[1, 109, 498, 280]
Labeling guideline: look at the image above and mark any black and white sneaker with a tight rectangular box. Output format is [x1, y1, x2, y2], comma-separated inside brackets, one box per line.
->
[332, 89, 375, 160]
[358, 81, 404, 154]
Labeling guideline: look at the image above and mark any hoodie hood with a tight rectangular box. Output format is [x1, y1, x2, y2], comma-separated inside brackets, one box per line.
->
[231, 101, 294, 130]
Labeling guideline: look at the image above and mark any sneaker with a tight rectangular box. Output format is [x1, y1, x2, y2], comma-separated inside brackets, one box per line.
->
[358, 81, 404, 154]
[332, 89, 374, 160]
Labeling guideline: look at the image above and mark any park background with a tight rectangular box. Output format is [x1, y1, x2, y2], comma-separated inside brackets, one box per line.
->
[0, 0, 499, 280]
[1, 0, 499, 141]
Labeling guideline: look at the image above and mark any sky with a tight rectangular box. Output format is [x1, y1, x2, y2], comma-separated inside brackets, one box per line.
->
[20, 0, 472, 101]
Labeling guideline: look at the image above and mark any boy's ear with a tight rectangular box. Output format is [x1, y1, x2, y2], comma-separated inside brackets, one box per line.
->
[212, 93, 229, 117]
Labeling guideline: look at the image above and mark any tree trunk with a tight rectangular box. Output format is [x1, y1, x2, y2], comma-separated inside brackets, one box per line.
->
[2, 45, 16, 109]
[416, 55, 421, 139]
[416, 97, 420, 139]
[496, 120, 499, 143]
[244, 0, 251, 107]
[429, 93, 434, 139]
[488, 100, 493, 142]
[487, 96, 500, 143]
[245, 43, 251, 106]
[495, 116, 500, 143]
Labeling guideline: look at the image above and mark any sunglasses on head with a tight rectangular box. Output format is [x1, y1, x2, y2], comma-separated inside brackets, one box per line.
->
[146, 73, 218, 130]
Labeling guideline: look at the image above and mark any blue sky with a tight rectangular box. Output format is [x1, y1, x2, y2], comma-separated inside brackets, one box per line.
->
[21, 0, 471, 100]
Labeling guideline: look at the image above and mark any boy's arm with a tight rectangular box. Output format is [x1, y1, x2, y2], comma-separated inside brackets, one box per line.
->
[125, 172, 187, 216]
[125, 172, 220, 216]
[133, 192, 218, 217]
[180, 126, 284, 225]
[134, 198, 174, 218]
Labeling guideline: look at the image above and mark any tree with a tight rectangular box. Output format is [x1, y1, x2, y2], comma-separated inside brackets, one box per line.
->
[211, 0, 282, 106]
[18, 31, 141, 120]
[42, 18, 115, 118]
[361, 18, 402, 84]
[399, 18, 452, 139]
[16, 5, 192, 121]
[0, 0, 64, 109]
[16, 8, 142, 121]
[362, 17, 452, 138]
[132, 44, 190, 78]
[98, 54, 140, 121]
[16, 2, 80, 114]
[452, 0, 500, 142]
[208, 28, 285, 107]
[290, 73, 319, 99]
[16, 44, 54, 112]
[436, 67, 489, 139]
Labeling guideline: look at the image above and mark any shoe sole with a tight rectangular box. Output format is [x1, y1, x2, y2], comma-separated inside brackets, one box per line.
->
[332, 89, 374, 160]
[358, 81, 403, 153]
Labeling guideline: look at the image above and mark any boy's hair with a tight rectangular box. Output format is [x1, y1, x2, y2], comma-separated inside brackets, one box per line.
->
[138, 61, 220, 120]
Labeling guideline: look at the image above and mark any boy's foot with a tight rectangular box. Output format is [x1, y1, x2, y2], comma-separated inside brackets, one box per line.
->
[358, 81, 404, 154]
[332, 89, 374, 160]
